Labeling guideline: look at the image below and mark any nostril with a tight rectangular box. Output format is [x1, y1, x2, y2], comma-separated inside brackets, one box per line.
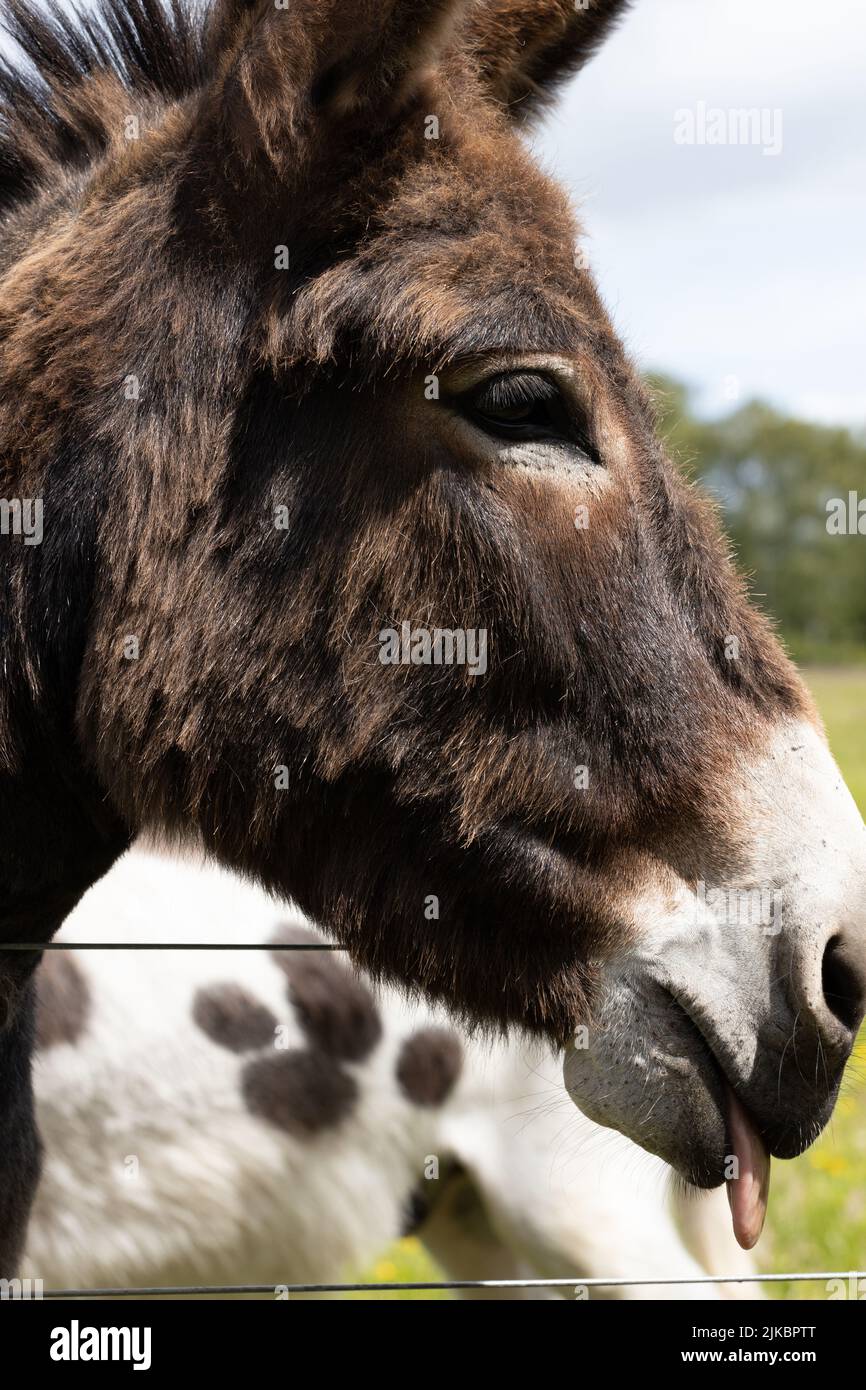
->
[822, 935, 866, 1035]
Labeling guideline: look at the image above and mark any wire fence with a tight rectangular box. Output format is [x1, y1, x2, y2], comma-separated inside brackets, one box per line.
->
[3, 942, 346, 951]
[35, 1271, 866, 1299]
[6, 937, 857, 1301]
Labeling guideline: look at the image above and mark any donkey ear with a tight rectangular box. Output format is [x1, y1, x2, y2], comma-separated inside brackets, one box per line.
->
[206, 0, 469, 164]
[466, 0, 632, 124]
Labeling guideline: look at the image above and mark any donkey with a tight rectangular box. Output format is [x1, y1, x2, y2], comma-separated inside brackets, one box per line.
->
[1, 0, 865, 1276]
[25, 845, 759, 1300]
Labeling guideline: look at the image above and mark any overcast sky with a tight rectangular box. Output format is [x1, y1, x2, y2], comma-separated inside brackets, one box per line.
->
[534, 0, 866, 427]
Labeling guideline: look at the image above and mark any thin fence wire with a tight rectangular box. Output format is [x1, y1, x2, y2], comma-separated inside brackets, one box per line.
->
[2, 942, 347, 951]
[35, 1271, 866, 1299]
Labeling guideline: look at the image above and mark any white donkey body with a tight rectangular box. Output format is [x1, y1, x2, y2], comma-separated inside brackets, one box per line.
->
[25, 848, 756, 1299]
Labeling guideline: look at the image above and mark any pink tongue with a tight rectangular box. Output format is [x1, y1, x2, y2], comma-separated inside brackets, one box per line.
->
[725, 1086, 771, 1250]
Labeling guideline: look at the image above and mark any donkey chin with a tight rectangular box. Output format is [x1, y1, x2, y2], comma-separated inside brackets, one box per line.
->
[564, 718, 866, 1248]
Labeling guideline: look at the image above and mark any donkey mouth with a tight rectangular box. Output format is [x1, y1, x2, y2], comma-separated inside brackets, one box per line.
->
[669, 986, 841, 1159]
[561, 973, 834, 1249]
[725, 1084, 771, 1250]
[563, 957, 844, 1248]
[665, 996, 772, 1248]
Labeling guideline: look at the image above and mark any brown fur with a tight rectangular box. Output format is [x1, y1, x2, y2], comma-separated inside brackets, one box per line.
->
[193, 981, 278, 1052]
[242, 1049, 359, 1136]
[34, 951, 90, 1050]
[396, 1028, 464, 1106]
[271, 923, 383, 1062]
[0, 0, 813, 1270]
[465, 0, 633, 122]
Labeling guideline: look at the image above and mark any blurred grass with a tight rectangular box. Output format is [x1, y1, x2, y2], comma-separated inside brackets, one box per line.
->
[807, 668, 866, 814]
[357, 669, 866, 1300]
[347, 1238, 450, 1301]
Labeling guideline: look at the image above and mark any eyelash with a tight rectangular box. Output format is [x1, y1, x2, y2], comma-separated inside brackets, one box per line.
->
[472, 372, 561, 415]
[457, 371, 596, 457]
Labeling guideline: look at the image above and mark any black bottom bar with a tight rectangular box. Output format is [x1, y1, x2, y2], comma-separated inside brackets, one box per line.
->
[2, 1291, 860, 1375]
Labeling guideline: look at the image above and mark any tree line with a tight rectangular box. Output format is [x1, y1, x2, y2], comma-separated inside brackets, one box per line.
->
[651, 376, 866, 664]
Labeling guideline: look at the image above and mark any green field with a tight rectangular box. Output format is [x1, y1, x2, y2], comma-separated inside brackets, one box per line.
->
[808, 669, 866, 814]
[356, 669, 866, 1300]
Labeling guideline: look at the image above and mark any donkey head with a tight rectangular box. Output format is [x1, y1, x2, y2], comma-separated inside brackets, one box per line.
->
[1, 0, 865, 1228]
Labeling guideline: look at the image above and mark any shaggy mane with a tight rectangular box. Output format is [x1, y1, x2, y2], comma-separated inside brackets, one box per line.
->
[0, 0, 209, 214]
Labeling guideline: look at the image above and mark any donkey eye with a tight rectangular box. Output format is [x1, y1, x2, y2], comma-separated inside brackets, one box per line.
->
[460, 372, 578, 445]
